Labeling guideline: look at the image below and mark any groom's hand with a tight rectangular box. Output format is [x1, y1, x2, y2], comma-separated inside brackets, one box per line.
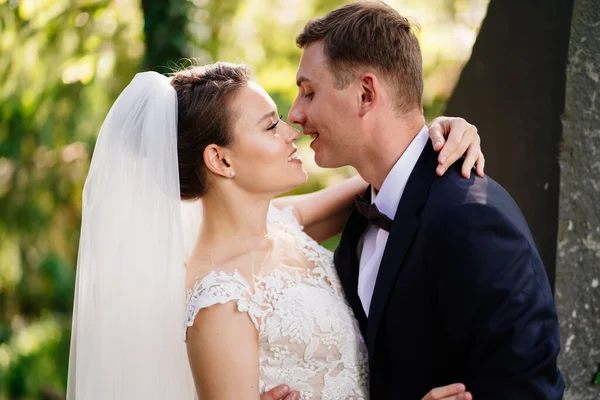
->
[428, 116, 485, 179]
[260, 384, 300, 400]
[421, 383, 473, 400]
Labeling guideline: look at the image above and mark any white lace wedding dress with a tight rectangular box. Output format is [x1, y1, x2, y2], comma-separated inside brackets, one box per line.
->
[185, 204, 369, 399]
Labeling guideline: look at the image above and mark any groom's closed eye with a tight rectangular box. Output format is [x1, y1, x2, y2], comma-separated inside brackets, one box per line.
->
[300, 85, 314, 100]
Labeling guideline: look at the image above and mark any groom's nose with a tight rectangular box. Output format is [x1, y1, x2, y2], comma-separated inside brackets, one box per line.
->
[287, 98, 305, 127]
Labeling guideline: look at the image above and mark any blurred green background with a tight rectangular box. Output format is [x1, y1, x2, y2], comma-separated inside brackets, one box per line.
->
[0, 0, 489, 398]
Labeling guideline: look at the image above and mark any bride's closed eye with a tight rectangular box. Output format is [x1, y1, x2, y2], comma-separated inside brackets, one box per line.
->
[267, 114, 283, 131]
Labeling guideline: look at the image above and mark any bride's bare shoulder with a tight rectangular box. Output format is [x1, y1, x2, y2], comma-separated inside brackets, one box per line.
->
[184, 248, 258, 289]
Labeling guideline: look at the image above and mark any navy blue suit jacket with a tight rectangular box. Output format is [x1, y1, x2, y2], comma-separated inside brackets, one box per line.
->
[334, 142, 564, 399]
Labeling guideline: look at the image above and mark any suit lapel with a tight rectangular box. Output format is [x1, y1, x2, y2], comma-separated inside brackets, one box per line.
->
[334, 188, 370, 338]
[366, 142, 439, 353]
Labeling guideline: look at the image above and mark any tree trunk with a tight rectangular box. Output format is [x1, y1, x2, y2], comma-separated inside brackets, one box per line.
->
[555, 0, 600, 397]
[444, 0, 574, 290]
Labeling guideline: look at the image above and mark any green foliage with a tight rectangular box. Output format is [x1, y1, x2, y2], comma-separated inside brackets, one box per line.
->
[0, 0, 488, 396]
[0, 0, 143, 397]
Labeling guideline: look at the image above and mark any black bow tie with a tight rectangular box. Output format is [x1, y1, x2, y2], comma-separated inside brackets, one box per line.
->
[355, 195, 393, 232]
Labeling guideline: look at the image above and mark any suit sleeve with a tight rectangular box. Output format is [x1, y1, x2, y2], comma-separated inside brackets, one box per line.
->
[428, 203, 564, 399]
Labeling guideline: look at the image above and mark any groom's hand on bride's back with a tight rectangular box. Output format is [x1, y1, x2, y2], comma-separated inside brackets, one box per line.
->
[260, 384, 300, 400]
[428, 116, 485, 179]
[422, 383, 473, 400]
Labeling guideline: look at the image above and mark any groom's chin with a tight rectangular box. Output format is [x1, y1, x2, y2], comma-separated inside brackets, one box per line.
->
[312, 144, 341, 168]
[312, 151, 327, 168]
[313, 153, 341, 169]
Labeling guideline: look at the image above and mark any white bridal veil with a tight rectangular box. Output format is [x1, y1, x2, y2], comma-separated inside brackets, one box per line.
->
[67, 72, 199, 399]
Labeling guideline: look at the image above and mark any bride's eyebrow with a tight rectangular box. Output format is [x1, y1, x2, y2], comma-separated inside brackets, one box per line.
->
[256, 110, 277, 126]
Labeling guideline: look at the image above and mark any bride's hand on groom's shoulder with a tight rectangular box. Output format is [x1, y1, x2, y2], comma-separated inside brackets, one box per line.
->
[422, 383, 473, 400]
[260, 384, 300, 400]
[428, 116, 485, 179]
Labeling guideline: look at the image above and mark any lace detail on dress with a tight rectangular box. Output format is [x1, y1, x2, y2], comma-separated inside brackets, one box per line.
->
[184, 270, 261, 334]
[185, 203, 368, 399]
[267, 204, 345, 296]
[267, 204, 304, 231]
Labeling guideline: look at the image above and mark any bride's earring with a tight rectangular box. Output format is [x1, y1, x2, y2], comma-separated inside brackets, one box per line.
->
[230, 171, 236, 177]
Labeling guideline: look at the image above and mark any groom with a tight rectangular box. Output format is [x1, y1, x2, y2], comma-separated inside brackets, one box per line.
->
[281, 1, 564, 399]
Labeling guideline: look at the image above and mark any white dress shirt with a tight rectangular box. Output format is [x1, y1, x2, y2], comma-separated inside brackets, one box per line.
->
[357, 125, 429, 315]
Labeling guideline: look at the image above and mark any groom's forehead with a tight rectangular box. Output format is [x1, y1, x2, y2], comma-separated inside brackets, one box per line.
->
[299, 42, 327, 67]
[297, 44, 329, 79]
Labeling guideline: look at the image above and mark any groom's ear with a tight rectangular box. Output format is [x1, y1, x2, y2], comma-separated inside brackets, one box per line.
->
[358, 73, 378, 117]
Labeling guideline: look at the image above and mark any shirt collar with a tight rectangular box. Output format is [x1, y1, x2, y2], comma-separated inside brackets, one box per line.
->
[372, 125, 429, 218]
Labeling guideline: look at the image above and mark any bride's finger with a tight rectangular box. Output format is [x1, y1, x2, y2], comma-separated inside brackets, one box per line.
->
[428, 123, 446, 151]
[461, 138, 481, 179]
[436, 127, 474, 176]
[436, 119, 475, 160]
[476, 151, 485, 177]
[422, 383, 467, 400]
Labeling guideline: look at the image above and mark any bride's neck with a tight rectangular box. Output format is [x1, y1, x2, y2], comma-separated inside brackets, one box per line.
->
[199, 187, 271, 247]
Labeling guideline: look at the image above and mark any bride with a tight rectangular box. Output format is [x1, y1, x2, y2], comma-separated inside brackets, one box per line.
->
[67, 63, 481, 400]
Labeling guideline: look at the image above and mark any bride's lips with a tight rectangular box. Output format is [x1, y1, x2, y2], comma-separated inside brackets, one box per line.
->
[287, 148, 302, 163]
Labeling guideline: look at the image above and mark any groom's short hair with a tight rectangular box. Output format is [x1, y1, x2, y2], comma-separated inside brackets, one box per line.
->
[297, 0, 423, 114]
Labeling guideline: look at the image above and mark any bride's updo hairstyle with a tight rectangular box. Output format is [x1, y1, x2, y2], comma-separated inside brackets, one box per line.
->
[170, 62, 251, 200]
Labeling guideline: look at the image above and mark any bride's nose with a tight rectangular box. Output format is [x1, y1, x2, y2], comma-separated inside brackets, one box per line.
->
[284, 125, 300, 143]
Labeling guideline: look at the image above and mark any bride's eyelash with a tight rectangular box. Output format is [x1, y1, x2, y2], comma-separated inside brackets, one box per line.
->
[267, 115, 283, 130]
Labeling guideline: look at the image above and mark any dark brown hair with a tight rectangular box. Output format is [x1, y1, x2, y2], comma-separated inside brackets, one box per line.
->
[296, 0, 423, 113]
[170, 62, 251, 200]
